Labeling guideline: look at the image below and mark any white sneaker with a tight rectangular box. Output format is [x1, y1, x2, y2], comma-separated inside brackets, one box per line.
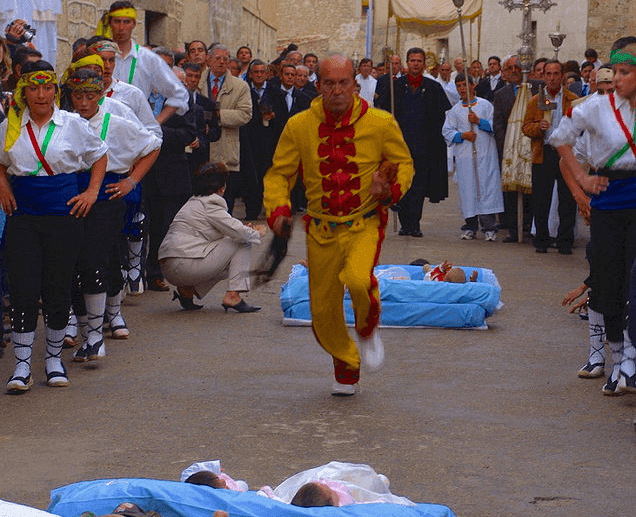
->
[460, 229, 475, 240]
[331, 382, 360, 396]
[484, 231, 497, 242]
[358, 329, 385, 370]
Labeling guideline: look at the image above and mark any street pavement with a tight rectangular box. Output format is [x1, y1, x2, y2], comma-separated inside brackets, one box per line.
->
[1, 182, 635, 517]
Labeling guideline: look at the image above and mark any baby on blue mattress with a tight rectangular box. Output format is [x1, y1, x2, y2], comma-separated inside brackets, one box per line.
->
[180, 460, 414, 508]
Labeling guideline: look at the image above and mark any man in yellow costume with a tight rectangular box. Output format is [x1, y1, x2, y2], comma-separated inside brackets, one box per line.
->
[263, 55, 414, 396]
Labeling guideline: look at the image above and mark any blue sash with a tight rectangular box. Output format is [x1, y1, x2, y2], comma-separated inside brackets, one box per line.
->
[77, 171, 122, 202]
[11, 174, 79, 216]
[124, 181, 142, 205]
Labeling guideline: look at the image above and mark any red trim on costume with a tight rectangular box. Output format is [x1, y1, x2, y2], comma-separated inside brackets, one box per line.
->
[359, 209, 388, 338]
[389, 182, 403, 205]
[333, 357, 360, 384]
[317, 121, 361, 216]
[566, 107, 573, 118]
[302, 213, 312, 233]
[316, 100, 371, 216]
[267, 205, 292, 229]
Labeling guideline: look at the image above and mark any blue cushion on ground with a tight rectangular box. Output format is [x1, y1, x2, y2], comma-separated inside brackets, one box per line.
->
[280, 264, 501, 329]
[48, 478, 455, 517]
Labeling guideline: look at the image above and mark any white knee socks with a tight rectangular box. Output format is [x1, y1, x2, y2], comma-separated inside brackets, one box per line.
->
[12, 331, 35, 379]
[44, 326, 66, 374]
[587, 309, 606, 365]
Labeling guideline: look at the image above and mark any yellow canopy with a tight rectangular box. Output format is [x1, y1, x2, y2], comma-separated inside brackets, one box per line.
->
[390, 0, 483, 36]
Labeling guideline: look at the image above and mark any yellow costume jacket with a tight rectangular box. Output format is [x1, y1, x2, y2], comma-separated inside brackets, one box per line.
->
[264, 95, 414, 227]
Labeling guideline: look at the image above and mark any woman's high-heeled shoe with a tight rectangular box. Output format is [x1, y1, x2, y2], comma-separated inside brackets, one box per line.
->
[172, 290, 203, 311]
[221, 299, 261, 313]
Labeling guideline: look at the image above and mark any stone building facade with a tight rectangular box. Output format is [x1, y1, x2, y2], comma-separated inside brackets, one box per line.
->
[274, 0, 400, 65]
[443, 0, 589, 66]
[55, 0, 278, 71]
[12, 0, 636, 73]
[275, 0, 632, 69]
[588, 0, 636, 62]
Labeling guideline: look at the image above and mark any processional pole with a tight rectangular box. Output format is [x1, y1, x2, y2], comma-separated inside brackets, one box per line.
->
[499, 0, 557, 242]
[452, 0, 481, 202]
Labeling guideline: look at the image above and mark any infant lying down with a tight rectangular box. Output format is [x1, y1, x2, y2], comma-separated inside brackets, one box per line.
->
[257, 461, 416, 507]
[180, 460, 414, 508]
[180, 460, 249, 492]
[422, 261, 478, 283]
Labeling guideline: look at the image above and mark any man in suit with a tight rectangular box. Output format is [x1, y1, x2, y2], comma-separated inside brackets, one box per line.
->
[239, 59, 277, 220]
[376, 47, 451, 236]
[373, 54, 402, 107]
[201, 44, 252, 214]
[522, 60, 579, 254]
[476, 55, 505, 102]
[270, 64, 312, 211]
[269, 64, 312, 140]
[182, 62, 221, 172]
[304, 53, 318, 83]
[295, 65, 318, 99]
[493, 55, 542, 243]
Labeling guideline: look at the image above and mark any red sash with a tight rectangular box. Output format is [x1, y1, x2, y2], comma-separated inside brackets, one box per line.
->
[609, 93, 636, 159]
[26, 121, 55, 176]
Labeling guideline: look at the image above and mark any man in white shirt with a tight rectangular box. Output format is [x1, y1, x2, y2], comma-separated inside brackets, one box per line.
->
[437, 62, 460, 105]
[87, 37, 161, 138]
[101, 1, 189, 123]
[355, 58, 377, 104]
[450, 56, 464, 81]
[304, 53, 318, 83]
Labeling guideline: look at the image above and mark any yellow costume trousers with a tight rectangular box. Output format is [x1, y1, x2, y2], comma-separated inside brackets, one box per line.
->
[306, 213, 385, 370]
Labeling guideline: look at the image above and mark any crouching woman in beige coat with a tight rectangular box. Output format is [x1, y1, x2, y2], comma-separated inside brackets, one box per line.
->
[159, 163, 266, 311]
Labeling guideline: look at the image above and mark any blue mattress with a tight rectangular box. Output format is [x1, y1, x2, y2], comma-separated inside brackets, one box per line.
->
[281, 264, 502, 329]
[48, 478, 455, 517]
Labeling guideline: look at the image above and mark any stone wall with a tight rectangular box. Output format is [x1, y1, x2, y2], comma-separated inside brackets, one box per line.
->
[55, 0, 278, 71]
[588, 0, 636, 61]
[206, 0, 277, 61]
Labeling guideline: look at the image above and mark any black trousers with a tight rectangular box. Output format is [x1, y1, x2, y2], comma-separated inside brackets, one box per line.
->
[590, 207, 636, 342]
[501, 191, 532, 237]
[5, 215, 83, 331]
[224, 170, 265, 220]
[531, 145, 577, 249]
[72, 199, 126, 316]
[145, 191, 190, 282]
[398, 164, 429, 233]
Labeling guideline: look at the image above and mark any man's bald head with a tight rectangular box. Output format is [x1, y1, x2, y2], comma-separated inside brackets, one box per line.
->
[317, 54, 355, 81]
[316, 55, 356, 119]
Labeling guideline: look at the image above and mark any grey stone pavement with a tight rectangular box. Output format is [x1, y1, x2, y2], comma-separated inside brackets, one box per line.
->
[1, 181, 635, 517]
